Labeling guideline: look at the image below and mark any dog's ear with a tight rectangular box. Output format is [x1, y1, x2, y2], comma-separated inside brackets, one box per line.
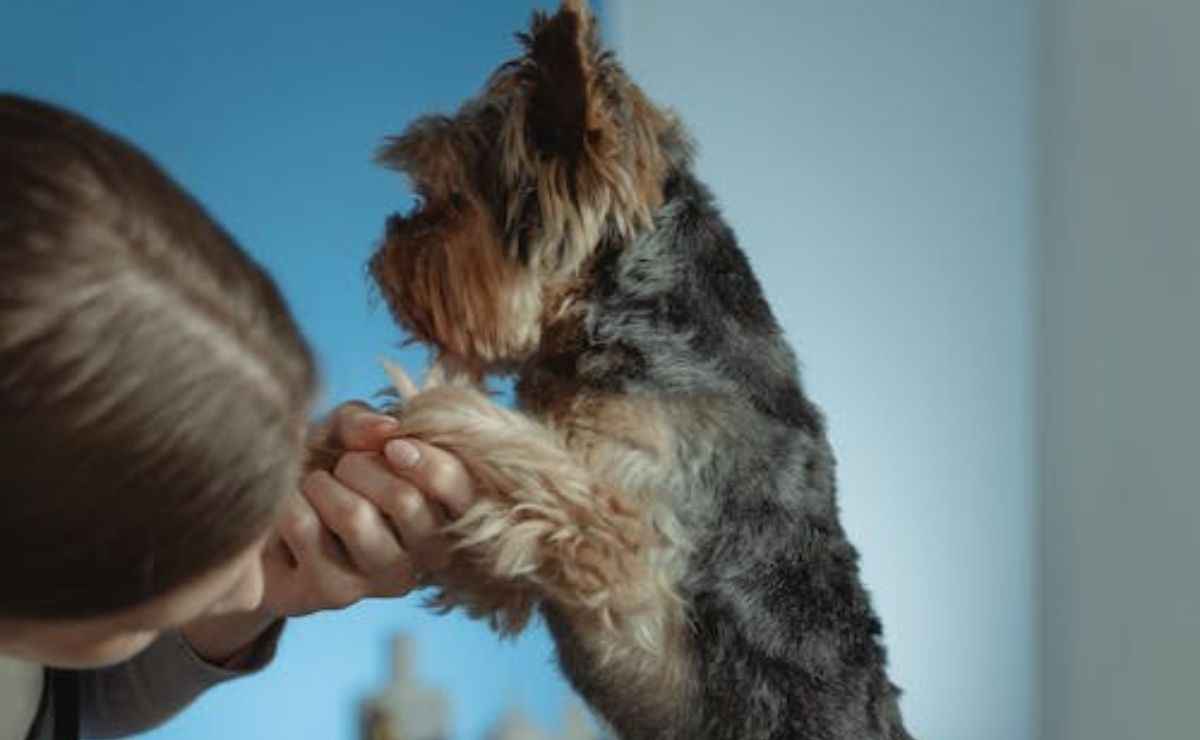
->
[519, 0, 602, 163]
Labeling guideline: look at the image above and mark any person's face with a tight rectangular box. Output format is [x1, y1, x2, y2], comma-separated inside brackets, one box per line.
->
[0, 536, 268, 669]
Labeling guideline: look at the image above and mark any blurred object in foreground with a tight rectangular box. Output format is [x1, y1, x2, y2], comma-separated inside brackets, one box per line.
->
[360, 633, 606, 740]
[361, 636, 450, 740]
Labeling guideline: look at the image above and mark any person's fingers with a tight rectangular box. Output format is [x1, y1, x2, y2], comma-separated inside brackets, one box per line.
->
[389, 478, 450, 572]
[383, 438, 477, 518]
[301, 469, 409, 577]
[276, 493, 326, 567]
[333, 451, 449, 572]
[273, 493, 373, 613]
[330, 402, 401, 450]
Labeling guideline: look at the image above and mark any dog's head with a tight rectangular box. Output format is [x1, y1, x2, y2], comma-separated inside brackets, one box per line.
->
[370, 0, 692, 376]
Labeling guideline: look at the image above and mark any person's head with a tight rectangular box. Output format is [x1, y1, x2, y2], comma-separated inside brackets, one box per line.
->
[0, 94, 317, 667]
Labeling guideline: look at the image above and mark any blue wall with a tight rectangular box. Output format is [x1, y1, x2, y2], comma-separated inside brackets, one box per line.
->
[4, 1, 1037, 738]
[1040, 1, 1200, 738]
[3, 2, 588, 738]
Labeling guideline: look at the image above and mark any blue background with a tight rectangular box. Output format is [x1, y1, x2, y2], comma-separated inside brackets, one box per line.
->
[3, 1, 1056, 739]
[3, 1, 591, 738]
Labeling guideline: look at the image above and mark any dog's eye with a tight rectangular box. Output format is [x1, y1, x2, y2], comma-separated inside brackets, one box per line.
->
[449, 192, 465, 210]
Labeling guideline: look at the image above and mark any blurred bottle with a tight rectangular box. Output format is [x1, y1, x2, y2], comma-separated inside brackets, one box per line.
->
[361, 636, 451, 740]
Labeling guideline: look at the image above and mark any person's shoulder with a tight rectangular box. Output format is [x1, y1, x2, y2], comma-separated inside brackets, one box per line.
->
[0, 656, 46, 740]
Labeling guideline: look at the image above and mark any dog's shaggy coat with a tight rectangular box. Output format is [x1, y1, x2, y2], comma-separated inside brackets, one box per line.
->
[362, 3, 916, 738]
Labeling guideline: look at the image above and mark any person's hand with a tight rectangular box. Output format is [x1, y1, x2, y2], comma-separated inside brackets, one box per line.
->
[266, 401, 478, 616]
[183, 401, 478, 665]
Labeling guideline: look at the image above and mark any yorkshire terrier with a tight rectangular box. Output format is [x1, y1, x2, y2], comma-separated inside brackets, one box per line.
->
[362, 2, 915, 738]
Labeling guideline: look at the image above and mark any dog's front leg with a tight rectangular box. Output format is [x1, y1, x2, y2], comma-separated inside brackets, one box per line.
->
[388, 382, 654, 637]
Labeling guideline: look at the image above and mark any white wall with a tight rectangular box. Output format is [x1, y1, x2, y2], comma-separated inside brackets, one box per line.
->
[1039, 2, 1200, 739]
[612, 3, 1036, 739]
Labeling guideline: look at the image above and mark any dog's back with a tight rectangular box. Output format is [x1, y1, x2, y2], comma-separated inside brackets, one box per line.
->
[523, 170, 912, 739]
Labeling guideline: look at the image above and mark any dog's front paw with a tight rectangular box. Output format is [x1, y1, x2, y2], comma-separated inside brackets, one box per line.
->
[387, 378, 654, 636]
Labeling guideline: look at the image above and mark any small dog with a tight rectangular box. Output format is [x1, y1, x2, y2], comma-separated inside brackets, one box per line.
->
[365, 2, 915, 738]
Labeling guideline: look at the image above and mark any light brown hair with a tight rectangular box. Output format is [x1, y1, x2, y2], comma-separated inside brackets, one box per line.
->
[0, 94, 317, 619]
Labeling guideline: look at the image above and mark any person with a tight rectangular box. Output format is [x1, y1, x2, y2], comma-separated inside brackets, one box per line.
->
[0, 94, 476, 740]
